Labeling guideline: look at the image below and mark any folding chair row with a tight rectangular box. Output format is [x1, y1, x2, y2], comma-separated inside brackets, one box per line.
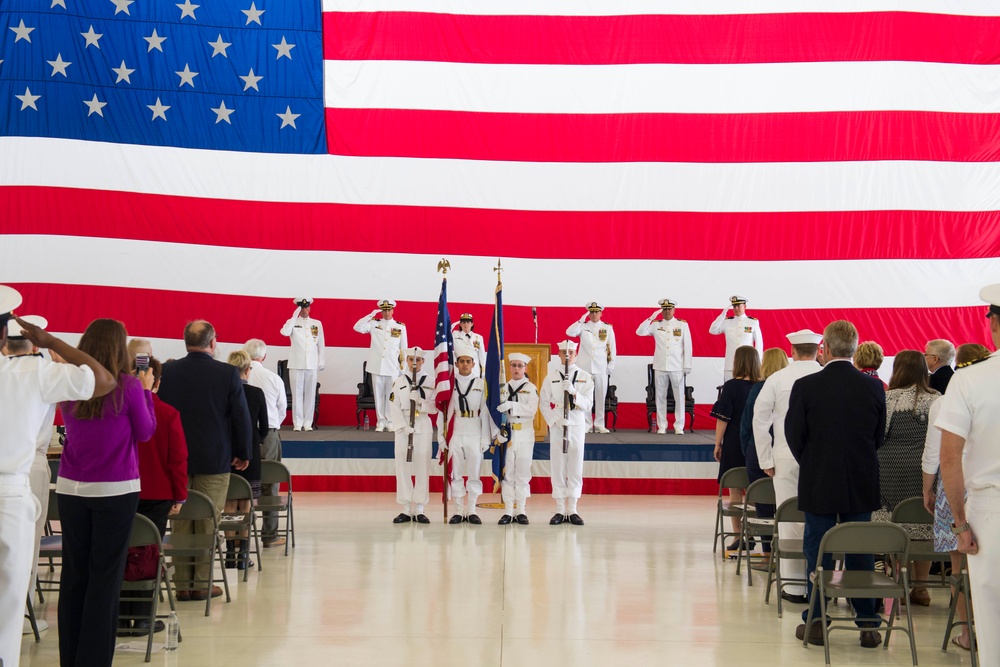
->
[256, 460, 295, 556]
[712, 467, 751, 557]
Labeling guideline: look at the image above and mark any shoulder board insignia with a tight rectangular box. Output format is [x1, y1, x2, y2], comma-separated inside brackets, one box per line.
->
[396, 321, 405, 326]
[677, 318, 687, 323]
[957, 356, 990, 369]
[726, 316, 735, 320]
[747, 316, 758, 320]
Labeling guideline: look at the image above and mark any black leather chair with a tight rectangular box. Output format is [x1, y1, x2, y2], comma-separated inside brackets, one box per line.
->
[276, 360, 320, 429]
[645, 364, 696, 432]
[593, 381, 619, 431]
[355, 362, 376, 429]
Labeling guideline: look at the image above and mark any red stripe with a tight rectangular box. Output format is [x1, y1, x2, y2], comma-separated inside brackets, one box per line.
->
[5, 187, 1000, 262]
[7, 283, 992, 358]
[324, 12, 1000, 65]
[293, 474, 717, 496]
[326, 109, 1000, 163]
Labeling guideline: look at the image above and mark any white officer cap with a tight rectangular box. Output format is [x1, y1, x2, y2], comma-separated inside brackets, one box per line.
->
[403, 346, 427, 359]
[981, 283, 1000, 312]
[0, 285, 23, 316]
[508, 353, 531, 365]
[6, 314, 47, 340]
[294, 297, 313, 307]
[378, 299, 396, 309]
[730, 295, 748, 305]
[658, 298, 676, 308]
[786, 329, 822, 345]
[585, 301, 604, 312]
[453, 343, 476, 361]
[556, 340, 578, 353]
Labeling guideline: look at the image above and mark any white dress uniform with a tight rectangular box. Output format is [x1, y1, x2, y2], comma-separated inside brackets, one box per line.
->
[935, 344, 1000, 663]
[354, 302, 408, 431]
[0, 293, 95, 666]
[445, 370, 491, 519]
[565, 305, 616, 431]
[709, 297, 763, 381]
[497, 366, 539, 519]
[280, 301, 325, 431]
[752, 355, 822, 597]
[451, 327, 487, 377]
[389, 368, 436, 516]
[636, 303, 692, 434]
[539, 344, 595, 518]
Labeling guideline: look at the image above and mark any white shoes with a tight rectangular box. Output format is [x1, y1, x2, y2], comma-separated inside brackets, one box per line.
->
[656, 428, 666, 435]
[293, 427, 302, 432]
[305, 426, 314, 432]
[674, 428, 685, 435]
[596, 427, 611, 434]
[374, 425, 385, 433]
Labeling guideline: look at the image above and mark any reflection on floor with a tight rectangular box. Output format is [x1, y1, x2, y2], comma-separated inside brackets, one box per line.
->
[23, 494, 973, 666]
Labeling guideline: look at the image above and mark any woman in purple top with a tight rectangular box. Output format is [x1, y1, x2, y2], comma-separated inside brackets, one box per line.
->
[57, 319, 155, 667]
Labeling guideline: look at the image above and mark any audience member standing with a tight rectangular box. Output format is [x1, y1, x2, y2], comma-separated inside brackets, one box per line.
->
[244, 338, 288, 547]
[158, 320, 251, 600]
[0, 288, 114, 667]
[786, 320, 886, 649]
[924, 338, 956, 394]
[751, 329, 822, 602]
[57, 319, 157, 667]
[853, 340, 887, 389]
[280, 298, 325, 431]
[937, 284, 1000, 666]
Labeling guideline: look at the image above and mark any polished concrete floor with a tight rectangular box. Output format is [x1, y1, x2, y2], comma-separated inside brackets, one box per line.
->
[22, 494, 975, 666]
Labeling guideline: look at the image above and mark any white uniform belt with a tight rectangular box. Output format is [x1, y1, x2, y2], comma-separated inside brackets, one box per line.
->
[0, 473, 31, 486]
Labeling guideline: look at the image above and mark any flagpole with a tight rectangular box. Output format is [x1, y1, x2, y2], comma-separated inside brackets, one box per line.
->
[491, 259, 508, 496]
[437, 258, 451, 523]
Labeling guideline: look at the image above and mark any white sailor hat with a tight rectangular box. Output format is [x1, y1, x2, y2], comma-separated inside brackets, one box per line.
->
[294, 297, 313, 307]
[378, 298, 396, 309]
[981, 283, 1000, 313]
[508, 352, 531, 365]
[0, 285, 23, 316]
[403, 346, 427, 359]
[585, 301, 604, 312]
[453, 343, 476, 360]
[6, 314, 48, 340]
[730, 295, 748, 305]
[786, 329, 822, 345]
[658, 298, 676, 308]
[556, 340, 578, 353]
[459, 312, 474, 322]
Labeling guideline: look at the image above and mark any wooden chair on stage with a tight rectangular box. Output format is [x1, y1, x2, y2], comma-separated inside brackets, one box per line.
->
[355, 361, 376, 428]
[645, 364, 696, 432]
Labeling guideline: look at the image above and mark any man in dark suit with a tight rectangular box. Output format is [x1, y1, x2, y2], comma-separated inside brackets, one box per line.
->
[924, 339, 955, 394]
[159, 320, 251, 600]
[785, 320, 886, 649]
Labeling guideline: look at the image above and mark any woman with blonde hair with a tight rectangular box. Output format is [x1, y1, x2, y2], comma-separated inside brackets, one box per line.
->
[854, 340, 887, 389]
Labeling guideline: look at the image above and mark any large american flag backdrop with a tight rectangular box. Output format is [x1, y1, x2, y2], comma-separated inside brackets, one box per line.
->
[3, 1, 1000, 437]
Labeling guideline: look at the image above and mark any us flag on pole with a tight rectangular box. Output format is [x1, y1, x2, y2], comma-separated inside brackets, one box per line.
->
[433, 277, 455, 488]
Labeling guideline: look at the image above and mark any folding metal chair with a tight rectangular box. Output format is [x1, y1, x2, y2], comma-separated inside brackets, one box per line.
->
[736, 477, 774, 585]
[257, 460, 295, 555]
[765, 497, 807, 618]
[712, 467, 750, 557]
[163, 490, 230, 617]
[24, 594, 40, 642]
[219, 475, 262, 582]
[942, 556, 977, 666]
[36, 489, 62, 602]
[119, 514, 180, 662]
[803, 521, 917, 666]
[890, 496, 949, 590]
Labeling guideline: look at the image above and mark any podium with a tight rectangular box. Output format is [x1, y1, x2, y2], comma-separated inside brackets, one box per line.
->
[503, 343, 551, 441]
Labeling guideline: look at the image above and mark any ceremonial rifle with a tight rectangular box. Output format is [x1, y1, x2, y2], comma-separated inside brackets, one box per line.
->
[406, 350, 418, 463]
[562, 347, 570, 455]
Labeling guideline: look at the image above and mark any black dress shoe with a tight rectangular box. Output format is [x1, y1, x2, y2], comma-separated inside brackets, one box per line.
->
[795, 622, 825, 646]
[860, 630, 882, 648]
[780, 592, 809, 605]
[393, 513, 412, 524]
[415, 514, 430, 524]
[449, 514, 465, 524]
[515, 514, 529, 525]
[467, 514, 482, 525]
[498, 515, 513, 525]
[568, 513, 585, 526]
[549, 513, 565, 525]
[133, 619, 165, 634]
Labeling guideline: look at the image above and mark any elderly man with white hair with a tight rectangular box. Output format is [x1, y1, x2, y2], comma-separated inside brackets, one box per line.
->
[924, 338, 956, 394]
[244, 338, 287, 547]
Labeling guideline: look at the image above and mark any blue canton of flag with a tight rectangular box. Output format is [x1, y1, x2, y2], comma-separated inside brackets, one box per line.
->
[484, 285, 505, 492]
[0, 0, 324, 153]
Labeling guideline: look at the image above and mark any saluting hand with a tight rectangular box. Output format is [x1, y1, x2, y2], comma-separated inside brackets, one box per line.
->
[12, 315, 58, 349]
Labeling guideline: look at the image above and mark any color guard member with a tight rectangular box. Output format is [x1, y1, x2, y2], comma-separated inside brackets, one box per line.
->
[354, 299, 407, 432]
[389, 347, 435, 523]
[496, 353, 539, 525]
[637, 298, 692, 434]
[445, 344, 491, 524]
[566, 301, 616, 433]
[709, 295, 763, 381]
[280, 298, 325, 431]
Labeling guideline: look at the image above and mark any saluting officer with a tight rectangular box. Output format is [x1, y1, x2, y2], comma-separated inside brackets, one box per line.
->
[445, 343, 491, 524]
[389, 347, 435, 524]
[280, 298, 325, 432]
[566, 302, 616, 433]
[540, 340, 595, 526]
[637, 298, 692, 435]
[451, 313, 487, 377]
[709, 295, 763, 381]
[496, 353, 539, 525]
[354, 299, 408, 432]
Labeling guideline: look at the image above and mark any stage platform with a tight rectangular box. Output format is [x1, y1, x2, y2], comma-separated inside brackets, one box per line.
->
[281, 426, 719, 495]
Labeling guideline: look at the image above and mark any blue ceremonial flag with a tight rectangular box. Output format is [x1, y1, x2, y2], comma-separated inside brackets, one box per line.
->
[485, 283, 506, 493]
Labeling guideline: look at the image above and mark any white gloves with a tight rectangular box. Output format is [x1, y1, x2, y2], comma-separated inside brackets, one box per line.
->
[480, 442, 490, 453]
[561, 380, 577, 396]
[496, 401, 513, 413]
[684, 368, 691, 375]
[403, 425, 415, 435]
[409, 387, 424, 398]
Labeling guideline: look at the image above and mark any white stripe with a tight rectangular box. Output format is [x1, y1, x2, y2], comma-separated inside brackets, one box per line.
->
[324, 60, 1000, 114]
[5, 138, 1000, 213]
[323, 0, 1000, 18]
[7, 235, 998, 310]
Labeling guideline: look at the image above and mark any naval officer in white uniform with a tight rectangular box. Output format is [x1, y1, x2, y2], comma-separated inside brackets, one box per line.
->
[565, 301, 616, 433]
[354, 299, 408, 432]
[637, 299, 692, 434]
[451, 313, 487, 377]
[710, 295, 763, 382]
[280, 298, 325, 431]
